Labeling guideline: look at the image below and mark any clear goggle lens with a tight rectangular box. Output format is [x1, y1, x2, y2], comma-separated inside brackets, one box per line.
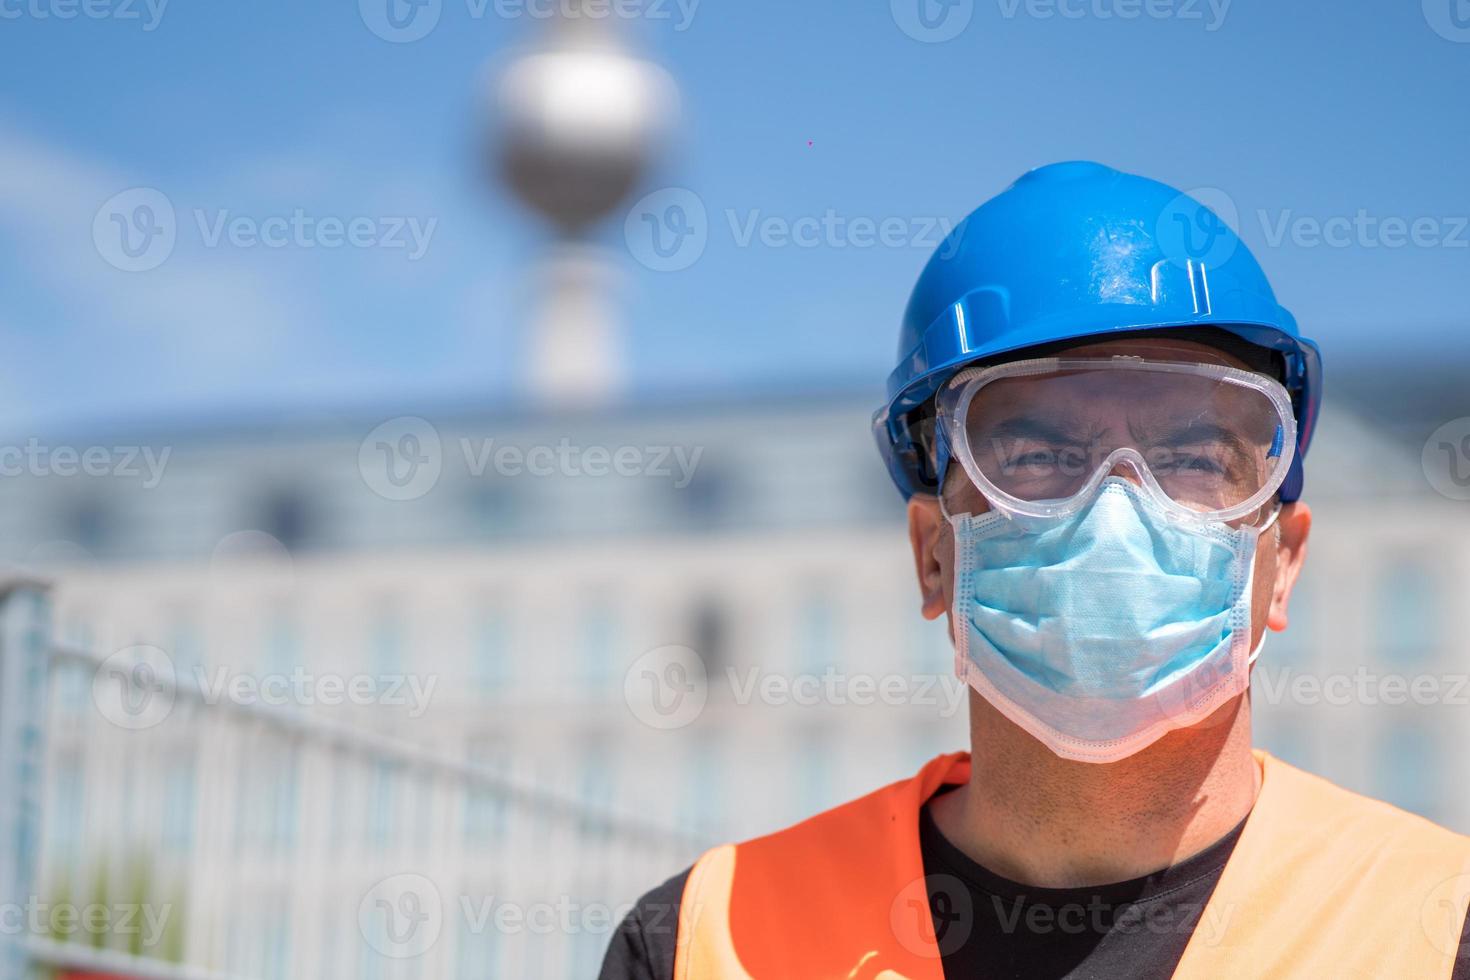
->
[937, 356, 1297, 524]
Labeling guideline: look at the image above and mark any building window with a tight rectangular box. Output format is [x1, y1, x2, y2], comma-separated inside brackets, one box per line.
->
[61, 494, 111, 553]
[462, 743, 509, 845]
[167, 605, 205, 687]
[578, 738, 616, 836]
[793, 725, 831, 819]
[1375, 558, 1440, 666]
[580, 597, 619, 693]
[464, 482, 521, 537]
[264, 604, 300, 679]
[673, 460, 729, 529]
[1376, 724, 1439, 820]
[371, 603, 406, 679]
[472, 602, 510, 696]
[680, 734, 720, 837]
[368, 760, 396, 848]
[233, 745, 298, 856]
[795, 589, 837, 677]
[259, 488, 313, 551]
[686, 596, 727, 683]
[162, 760, 196, 852]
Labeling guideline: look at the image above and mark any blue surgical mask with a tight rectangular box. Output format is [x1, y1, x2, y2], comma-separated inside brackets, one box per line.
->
[948, 477, 1268, 763]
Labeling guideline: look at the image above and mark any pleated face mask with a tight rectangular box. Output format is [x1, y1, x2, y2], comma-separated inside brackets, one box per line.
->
[949, 477, 1269, 763]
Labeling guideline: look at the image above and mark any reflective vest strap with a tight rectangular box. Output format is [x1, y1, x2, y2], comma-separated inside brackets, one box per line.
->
[674, 752, 969, 980]
[674, 750, 1470, 979]
[1174, 751, 1470, 979]
[674, 844, 745, 980]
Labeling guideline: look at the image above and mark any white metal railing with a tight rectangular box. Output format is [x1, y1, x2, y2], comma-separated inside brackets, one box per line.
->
[1, 581, 706, 980]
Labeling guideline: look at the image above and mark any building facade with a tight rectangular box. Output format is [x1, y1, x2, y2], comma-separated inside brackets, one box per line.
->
[3, 390, 1466, 977]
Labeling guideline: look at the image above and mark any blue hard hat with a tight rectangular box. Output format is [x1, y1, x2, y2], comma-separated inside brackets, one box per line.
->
[873, 161, 1322, 503]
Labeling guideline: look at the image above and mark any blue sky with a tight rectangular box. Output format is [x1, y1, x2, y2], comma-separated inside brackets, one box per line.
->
[2, 0, 1468, 432]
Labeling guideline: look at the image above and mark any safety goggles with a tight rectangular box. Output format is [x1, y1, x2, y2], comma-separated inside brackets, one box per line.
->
[935, 355, 1297, 525]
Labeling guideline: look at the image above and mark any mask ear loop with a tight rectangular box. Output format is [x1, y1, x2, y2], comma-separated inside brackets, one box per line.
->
[1245, 501, 1284, 667]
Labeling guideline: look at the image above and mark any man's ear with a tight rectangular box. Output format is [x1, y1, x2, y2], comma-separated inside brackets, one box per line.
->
[1267, 501, 1311, 631]
[907, 495, 948, 621]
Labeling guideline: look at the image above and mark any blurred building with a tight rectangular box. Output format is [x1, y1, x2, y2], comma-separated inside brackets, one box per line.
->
[2, 384, 1467, 977]
[2, 388, 961, 978]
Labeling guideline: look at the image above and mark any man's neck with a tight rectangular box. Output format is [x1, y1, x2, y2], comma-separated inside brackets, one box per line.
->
[927, 693, 1259, 888]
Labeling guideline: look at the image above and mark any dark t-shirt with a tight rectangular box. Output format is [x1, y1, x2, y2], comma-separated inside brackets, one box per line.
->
[600, 797, 1470, 979]
[915, 794, 1241, 979]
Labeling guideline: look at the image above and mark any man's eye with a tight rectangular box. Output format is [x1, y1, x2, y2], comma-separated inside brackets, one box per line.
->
[1159, 452, 1225, 475]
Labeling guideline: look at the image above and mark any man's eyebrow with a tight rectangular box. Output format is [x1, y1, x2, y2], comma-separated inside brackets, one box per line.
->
[1135, 419, 1254, 455]
[983, 416, 1089, 443]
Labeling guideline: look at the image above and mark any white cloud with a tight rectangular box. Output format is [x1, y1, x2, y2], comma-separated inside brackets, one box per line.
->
[0, 117, 317, 421]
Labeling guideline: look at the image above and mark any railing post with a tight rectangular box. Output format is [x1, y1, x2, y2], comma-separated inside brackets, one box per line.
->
[0, 580, 51, 980]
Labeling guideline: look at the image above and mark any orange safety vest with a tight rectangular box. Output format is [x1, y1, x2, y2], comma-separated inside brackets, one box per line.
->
[674, 751, 1470, 979]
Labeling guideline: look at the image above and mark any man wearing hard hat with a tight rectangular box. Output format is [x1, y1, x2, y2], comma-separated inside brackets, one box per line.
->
[601, 162, 1470, 979]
